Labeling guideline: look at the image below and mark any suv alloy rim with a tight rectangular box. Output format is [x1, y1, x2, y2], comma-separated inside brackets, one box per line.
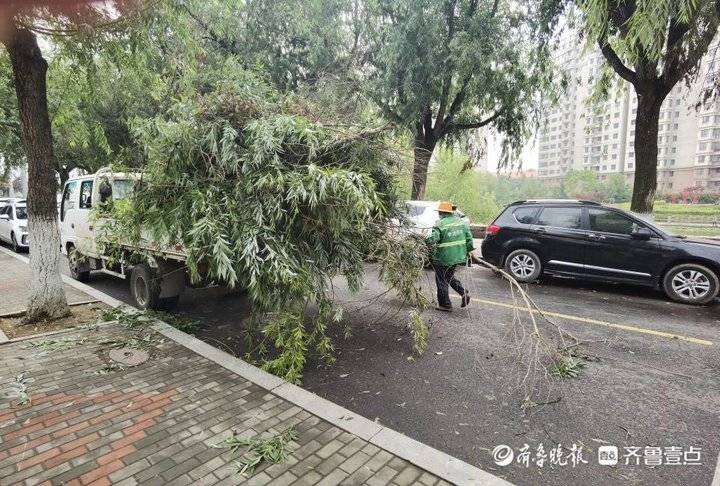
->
[671, 270, 711, 300]
[510, 254, 535, 278]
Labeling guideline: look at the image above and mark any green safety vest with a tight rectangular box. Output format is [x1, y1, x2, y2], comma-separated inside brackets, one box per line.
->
[426, 215, 474, 266]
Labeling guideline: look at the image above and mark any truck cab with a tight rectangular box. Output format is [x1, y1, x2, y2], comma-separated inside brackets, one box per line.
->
[59, 171, 135, 260]
[59, 169, 186, 310]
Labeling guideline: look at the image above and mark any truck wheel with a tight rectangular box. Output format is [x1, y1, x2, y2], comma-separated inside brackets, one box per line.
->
[68, 246, 90, 282]
[11, 232, 20, 253]
[130, 263, 161, 310]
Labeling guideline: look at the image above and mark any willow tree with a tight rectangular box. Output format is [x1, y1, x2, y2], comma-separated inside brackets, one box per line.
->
[100, 59, 428, 382]
[573, 0, 720, 213]
[363, 0, 557, 199]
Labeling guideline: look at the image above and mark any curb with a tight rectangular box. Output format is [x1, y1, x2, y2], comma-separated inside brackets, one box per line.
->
[0, 245, 512, 486]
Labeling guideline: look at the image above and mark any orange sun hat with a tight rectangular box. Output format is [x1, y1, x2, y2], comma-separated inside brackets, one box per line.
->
[437, 201, 454, 213]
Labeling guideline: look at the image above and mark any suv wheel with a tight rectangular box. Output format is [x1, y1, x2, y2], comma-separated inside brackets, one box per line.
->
[663, 263, 719, 305]
[504, 249, 542, 283]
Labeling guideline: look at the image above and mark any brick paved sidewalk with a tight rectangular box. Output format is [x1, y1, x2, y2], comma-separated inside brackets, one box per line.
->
[0, 322, 463, 486]
[0, 252, 96, 317]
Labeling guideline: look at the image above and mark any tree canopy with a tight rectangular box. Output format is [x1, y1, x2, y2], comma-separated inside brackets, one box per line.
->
[362, 0, 559, 199]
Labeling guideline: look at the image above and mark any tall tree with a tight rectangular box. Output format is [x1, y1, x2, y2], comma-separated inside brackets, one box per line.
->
[0, 1, 142, 321]
[1, 22, 69, 321]
[575, 0, 719, 213]
[363, 0, 557, 199]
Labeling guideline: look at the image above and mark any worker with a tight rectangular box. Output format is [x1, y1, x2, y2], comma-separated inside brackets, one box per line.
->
[426, 201, 473, 311]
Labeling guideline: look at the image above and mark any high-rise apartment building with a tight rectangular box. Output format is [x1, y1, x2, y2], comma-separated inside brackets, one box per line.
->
[538, 33, 720, 194]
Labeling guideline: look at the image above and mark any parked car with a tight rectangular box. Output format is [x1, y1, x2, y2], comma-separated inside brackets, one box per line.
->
[402, 200, 471, 236]
[481, 199, 720, 305]
[0, 198, 29, 252]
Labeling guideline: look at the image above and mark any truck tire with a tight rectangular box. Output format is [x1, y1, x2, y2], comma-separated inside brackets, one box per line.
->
[67, 246, 90, 282]
[130, 263, 161, 310]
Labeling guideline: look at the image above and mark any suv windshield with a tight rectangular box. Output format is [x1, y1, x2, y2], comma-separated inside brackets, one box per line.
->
[15, 206, 27, 220]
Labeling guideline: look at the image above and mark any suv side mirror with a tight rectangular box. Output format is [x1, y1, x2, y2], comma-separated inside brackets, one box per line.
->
[0, 214, 8, 220]
[631, 227, 653, 240]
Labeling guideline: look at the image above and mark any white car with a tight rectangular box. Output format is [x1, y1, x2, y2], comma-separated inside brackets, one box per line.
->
[0, 198, 29, 252]
[402, 200, 471, 236]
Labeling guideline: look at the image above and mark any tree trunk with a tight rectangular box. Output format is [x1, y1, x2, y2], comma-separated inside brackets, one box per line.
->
[5, 26, 69, 321]
[631, 91, 663, 214]
[410, 128, 436, 200]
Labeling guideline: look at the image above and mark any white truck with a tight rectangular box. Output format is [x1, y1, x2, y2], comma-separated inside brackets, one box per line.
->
[59, 169, 187, 310]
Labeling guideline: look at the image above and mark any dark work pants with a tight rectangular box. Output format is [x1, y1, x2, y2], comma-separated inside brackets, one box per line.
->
[434, 264, 466, 307]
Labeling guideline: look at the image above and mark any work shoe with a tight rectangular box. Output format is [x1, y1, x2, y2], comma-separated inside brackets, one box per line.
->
[461, 292, 470, 308]
[435, 304, 452, 312]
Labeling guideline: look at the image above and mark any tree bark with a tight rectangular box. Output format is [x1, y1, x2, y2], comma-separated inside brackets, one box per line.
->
[631, 90, 663, 214]
[5, 26, 69, 321]
[410, 127, 436, 200]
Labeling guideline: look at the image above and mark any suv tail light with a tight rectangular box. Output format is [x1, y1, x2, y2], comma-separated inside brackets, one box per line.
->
[486, 224, 501, 235]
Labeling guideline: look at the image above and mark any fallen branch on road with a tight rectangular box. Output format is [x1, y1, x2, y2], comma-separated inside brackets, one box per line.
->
[472, 257, 588, 403]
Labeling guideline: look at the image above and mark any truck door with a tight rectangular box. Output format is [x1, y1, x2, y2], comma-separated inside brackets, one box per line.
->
[74, 179, 98, 256]
[60, 180, 79, 251]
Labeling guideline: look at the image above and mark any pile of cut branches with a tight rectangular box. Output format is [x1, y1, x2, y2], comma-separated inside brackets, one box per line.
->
[101, 60, 428, 383]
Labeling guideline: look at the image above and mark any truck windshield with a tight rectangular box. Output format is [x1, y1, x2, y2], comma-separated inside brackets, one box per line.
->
[112, 180, 134, 200]
[405, 203, 430, 217]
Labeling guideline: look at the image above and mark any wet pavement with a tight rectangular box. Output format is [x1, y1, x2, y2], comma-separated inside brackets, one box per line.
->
[40, 245, 720, 486]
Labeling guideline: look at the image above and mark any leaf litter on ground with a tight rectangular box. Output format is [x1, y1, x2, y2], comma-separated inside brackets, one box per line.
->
[216, 428, 298, 476]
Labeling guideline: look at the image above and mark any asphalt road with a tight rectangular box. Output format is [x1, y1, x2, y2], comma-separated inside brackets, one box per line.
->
[42, 248, 720, 486]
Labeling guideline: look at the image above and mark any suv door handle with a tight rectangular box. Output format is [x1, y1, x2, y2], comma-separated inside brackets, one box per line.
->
[535, 227, 546, 234]
[587, 233, 598, 239]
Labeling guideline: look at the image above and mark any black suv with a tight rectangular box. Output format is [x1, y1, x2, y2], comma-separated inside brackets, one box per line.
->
[481, 200, 720, 305]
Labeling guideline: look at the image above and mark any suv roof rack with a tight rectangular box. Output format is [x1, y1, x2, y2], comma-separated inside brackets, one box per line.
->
[509, 199, 601, 205]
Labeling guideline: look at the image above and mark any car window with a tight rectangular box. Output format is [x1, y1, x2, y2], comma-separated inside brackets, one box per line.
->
[513, 206, 538, 224]
[536, 207, 583, 229]
[15, 206, 27, 220]
[79, 180, 93, 209]
[588, 208, 636, 235]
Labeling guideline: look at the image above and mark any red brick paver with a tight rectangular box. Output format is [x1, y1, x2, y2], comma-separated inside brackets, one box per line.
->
[0, 323, 449, 486]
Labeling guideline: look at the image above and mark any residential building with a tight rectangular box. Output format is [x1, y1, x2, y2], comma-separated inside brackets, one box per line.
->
[537, 33, 720, 194]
